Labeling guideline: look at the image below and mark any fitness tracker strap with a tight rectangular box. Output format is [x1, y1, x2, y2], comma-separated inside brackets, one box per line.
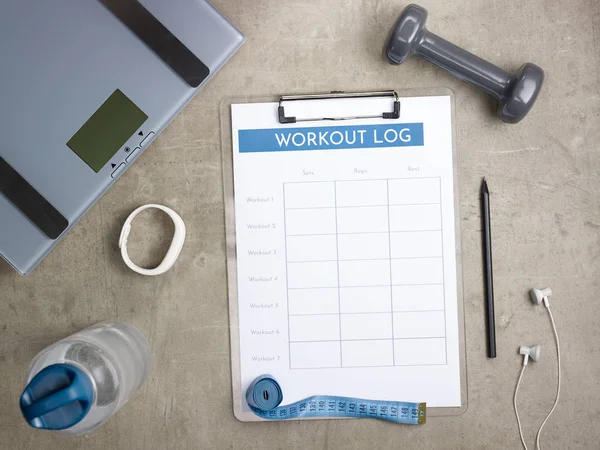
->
[119, 204, 186, 276]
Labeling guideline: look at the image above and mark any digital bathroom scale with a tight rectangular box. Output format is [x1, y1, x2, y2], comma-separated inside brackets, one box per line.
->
[0, 0, 244, 274]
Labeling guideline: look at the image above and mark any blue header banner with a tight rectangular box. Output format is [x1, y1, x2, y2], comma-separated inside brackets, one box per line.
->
[238, 123, 424, 153]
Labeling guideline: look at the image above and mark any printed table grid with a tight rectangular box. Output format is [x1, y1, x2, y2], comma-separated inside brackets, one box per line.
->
[284, 178, 447, 369]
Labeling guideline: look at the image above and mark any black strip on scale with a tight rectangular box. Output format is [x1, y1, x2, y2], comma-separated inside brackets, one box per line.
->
[0, 157, 69, 240]
[98, 0, 210, 88]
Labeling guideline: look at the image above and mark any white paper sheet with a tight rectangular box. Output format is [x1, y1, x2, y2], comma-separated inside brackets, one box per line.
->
[230, 95, 461, 421]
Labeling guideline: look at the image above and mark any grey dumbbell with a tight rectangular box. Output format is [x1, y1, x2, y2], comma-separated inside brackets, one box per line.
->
[384, 4, 544, 124]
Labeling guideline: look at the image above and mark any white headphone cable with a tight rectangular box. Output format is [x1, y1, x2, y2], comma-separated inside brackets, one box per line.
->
[514, 364, 529, 450]
[535, 304, 561, 450]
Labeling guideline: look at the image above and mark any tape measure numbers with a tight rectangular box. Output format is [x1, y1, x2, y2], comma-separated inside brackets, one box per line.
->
[246, 375, 426, 425]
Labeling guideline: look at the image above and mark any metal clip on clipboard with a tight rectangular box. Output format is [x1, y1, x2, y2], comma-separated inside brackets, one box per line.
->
[277, 90, 400, 124]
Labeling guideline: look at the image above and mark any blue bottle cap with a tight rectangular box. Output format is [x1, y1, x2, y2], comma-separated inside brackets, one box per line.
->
[20, 363, 94, 430]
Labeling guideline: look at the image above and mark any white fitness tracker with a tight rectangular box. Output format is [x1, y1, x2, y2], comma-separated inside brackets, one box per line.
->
[119, 204, 186, 276]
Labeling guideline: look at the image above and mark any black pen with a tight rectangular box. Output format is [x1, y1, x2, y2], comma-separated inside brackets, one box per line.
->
[481, 178, 496, 358]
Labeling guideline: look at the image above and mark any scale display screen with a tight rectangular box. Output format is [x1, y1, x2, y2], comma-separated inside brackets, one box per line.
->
[67, 89, 147, 172]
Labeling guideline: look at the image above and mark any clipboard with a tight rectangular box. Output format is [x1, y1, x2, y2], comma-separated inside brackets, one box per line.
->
[221, 89, 467, 421]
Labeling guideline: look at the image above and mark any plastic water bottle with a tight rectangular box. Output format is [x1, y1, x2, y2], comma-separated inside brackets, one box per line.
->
[19, 322, 151, 435]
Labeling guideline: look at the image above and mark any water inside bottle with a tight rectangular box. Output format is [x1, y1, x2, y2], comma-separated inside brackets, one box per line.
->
[64, 343, 118, 406]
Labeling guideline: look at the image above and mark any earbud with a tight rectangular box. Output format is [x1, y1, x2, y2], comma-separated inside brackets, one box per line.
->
[530, 287, 552, 307]
[519, 345, 541, 366]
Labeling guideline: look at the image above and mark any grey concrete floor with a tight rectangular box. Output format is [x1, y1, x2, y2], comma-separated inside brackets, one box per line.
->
[1, 0, 599, 448]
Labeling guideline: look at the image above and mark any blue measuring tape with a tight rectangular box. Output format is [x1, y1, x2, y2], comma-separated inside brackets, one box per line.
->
[246, 375, 426, 425]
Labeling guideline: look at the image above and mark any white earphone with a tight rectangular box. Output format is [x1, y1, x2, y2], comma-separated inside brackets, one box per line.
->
[514, 287, 561, 450]
[530, 287, 552, 306]
[519, 344, 541, 366]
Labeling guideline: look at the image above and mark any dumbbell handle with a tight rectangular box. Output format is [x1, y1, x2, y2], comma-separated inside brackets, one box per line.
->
[417, 31, 512, 100]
